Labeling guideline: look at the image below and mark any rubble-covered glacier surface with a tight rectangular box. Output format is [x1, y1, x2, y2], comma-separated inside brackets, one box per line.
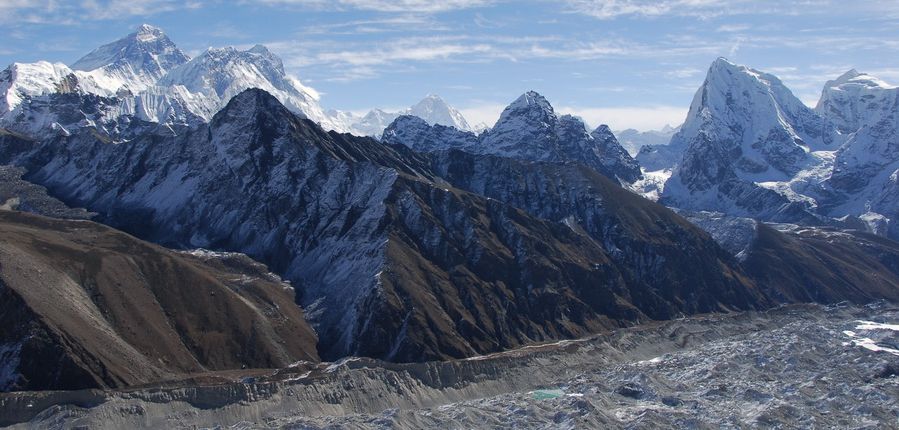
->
[4, 303, 898, 429]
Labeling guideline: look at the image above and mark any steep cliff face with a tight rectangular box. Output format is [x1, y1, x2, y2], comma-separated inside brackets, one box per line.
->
[658, 58, 840, 221]
[0, 210, 318, 392]
[813, 70, 899, 236]
[743, 224, 899, 303]
[427, 150, 764, 315]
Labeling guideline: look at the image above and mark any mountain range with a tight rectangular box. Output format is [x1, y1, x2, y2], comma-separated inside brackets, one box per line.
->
[337, 93, 473, 137]
[383, 91, 642, 183]
[1, 25, 899, 394]
[0, 25, 469, 140]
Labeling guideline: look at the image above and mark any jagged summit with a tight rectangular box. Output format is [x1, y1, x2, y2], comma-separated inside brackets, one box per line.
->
[498, 91, 554, 121]
[703, 57, 792, 99]
[247, 44, 274, 55]
[385, 91, 641, 183]
[833, 69, 862, 84]
[136, 23, 162, 33]
[134, 24, 166, 40]
[592, 124, 615, 139]
[657, 58, 840, 220]
[825, 69, 895, 91]
[407, 93, 471, 131]
[817, 69, 897, 135]
[71, 24, 188, 92]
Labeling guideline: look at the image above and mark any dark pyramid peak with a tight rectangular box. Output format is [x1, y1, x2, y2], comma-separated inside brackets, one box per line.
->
[486, 91, 558, 142]
[559, 114, 586, 126]
[387, 114, 429, 130]
[505, 90, 554, 115]
[213, 88, 298, 126]
[591, 124, 615, 140]
[556, 114, 591, 140]
[248, 44, 272, 55]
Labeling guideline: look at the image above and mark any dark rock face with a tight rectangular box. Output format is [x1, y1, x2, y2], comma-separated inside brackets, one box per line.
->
[0, 164, 95, 219]
[381, 115, 478, 153]
[427, 150, 766, 318]
[677, 210, 899, 303]
[0, 210, 319, 392]
[590, 124, 642, 183]
[743, 224, 899, 303]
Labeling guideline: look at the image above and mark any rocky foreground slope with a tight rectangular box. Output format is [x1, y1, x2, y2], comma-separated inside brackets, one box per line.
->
[2, 303, 896, 429]
[0, 210, 319, 392]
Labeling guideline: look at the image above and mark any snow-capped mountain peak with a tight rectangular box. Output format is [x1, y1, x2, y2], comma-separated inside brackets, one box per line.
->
[817, 70, 897, 135]
[340, 94, 472, 137]
[71, 24, 189, 93]
[480, 91, 554, 157]
[407, 93, 471, 131]
[134, 24, 166, 41]
[0, 25, 344, 135]
[825, 69, 894, 91]
[155, 44, 334, 128]
[656, 57, 840, 219]
[500, 90, 555, 120]
[832, 69, 862, 85]
[0, 62, 78, 113]
[682, 57, 835, 161]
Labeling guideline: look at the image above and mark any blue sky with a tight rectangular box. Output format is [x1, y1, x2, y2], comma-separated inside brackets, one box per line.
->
[1, 0, 898, 130]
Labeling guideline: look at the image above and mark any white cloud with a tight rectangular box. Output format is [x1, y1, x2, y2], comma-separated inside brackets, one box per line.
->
[315, 42, 494, 66]
[249, 0, 494, 13]
[459, 102, 507, 127]
[557, 105, 688, 131]
[264, 32, 738, 82]
[563, 0, 732, 19]
[716, 23, 750, 32]
[266, 36, 500, 80]
[563, 0, 838, 19]
[0, 0, 202, 24]
[299, 15, 445, 35]
[666, 68, 702, 79]
[80, 0, 203, 20]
